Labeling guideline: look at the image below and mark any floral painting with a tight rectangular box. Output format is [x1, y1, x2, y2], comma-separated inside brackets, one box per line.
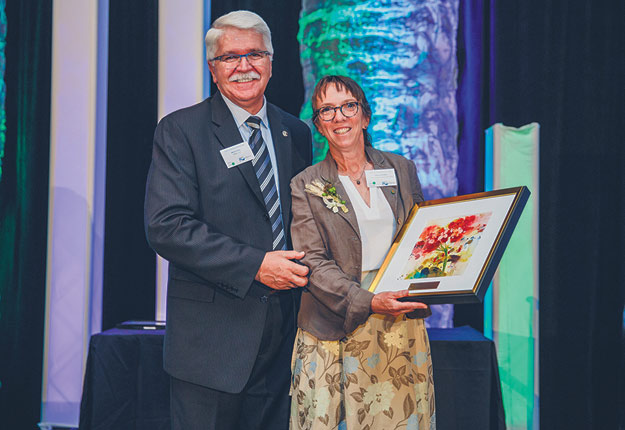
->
[399, 212, 492, 280]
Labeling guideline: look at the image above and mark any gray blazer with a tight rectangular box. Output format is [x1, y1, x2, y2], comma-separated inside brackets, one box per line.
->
[290, 146, 430, 341]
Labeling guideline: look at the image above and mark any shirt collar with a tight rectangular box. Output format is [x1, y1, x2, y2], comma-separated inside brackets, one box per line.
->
[221, 94, 269, 130]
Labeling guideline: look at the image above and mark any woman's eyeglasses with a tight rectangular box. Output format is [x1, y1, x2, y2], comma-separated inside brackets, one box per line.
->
[314, 101, 360, 122]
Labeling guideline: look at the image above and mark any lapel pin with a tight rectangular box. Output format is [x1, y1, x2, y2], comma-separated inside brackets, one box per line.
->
[391, 190, 396, 194]
[282, 130, 288, 137]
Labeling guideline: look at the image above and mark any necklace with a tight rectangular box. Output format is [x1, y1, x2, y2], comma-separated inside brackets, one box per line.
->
[342, 161, 368, 185]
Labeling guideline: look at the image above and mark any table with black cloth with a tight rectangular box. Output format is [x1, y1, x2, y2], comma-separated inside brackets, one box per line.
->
[79, 325, 505, 430]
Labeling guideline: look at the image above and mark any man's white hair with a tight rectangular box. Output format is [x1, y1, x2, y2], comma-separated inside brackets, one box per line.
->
[205, 10, 274, 62]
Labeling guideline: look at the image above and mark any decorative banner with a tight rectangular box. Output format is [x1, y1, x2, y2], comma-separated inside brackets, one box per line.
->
[484, 122, 540, 430]
[155, 0, 207, 322]
[299, 0, 459, 327]
[0, 0, 6, 182]
[41, 1, 109, 427]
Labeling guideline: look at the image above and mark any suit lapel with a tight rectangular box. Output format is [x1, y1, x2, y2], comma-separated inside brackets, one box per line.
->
[380, 179, 402, 223]
[317, 153, 361, 238]
[210, 93, 264, 206]
[267, 104, 293, 226]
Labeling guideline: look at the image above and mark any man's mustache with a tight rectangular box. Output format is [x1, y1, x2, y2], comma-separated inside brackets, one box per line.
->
[229, 72, 261, 82]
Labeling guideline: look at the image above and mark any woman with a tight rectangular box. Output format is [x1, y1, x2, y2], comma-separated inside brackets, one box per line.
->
[289, 75, 436, 430]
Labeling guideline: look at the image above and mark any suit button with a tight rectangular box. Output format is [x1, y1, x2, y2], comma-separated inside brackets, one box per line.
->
[397, 218, 402, 224]
[260, 295, 268, 303]
[263, 213, 269, 220]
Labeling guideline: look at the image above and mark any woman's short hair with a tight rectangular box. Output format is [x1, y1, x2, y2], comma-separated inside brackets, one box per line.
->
[312, 75, 373, 146]
[204, 10, 273, 62]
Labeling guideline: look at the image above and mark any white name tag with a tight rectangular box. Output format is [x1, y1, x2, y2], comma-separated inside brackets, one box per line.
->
[220, 142, 254, 168]
[365, 169, 397, 187]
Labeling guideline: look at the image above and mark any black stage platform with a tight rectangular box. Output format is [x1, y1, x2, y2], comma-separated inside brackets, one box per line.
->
[79, 325, 505, 429]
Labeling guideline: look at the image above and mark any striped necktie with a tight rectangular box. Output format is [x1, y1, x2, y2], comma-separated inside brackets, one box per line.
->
[246, 116, 286, 250]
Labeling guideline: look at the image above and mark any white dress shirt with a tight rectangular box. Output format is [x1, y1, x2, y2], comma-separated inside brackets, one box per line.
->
[222, 94, 281, 196]
[339, 175, 397, 289]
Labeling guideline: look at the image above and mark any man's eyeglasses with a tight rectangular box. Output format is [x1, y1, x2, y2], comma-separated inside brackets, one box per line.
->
[314, 101, 360, 122]
[210, 51, 272, 66]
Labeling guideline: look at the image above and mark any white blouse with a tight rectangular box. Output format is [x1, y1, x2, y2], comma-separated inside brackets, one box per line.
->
[338, 175, 397, 287]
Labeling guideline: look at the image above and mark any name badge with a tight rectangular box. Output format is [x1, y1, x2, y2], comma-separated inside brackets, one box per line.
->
[220, 142, 254, 168]
[365, 169, 397, 187]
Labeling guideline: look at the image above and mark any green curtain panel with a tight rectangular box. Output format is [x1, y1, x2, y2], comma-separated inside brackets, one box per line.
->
[0, 0, 5, 181]
[0, 1, 52, 428]
[484, 123, 539, 429]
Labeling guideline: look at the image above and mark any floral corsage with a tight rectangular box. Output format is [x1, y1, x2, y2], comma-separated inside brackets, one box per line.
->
[304, 179, 349, 213]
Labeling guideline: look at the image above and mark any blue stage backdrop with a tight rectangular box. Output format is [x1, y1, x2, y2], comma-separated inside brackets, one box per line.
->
[299, 0, 459, 327]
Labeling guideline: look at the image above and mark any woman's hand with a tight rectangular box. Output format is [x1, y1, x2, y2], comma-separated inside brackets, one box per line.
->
[370, 290, 428, 317]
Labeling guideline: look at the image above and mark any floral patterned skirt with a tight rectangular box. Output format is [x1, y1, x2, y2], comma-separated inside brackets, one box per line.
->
[290, 314, 436, 430]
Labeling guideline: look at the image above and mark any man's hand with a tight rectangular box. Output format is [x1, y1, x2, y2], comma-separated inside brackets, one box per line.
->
[255, 250, 309, 290]
[370, 290, 428, 317]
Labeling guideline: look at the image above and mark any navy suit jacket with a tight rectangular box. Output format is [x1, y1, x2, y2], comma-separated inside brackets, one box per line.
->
[144, 92, 312, 393]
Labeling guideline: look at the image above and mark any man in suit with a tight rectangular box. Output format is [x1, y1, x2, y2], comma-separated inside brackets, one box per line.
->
[144, 10, 312, 430]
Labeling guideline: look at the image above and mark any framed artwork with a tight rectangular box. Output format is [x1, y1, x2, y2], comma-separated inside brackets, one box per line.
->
[369, 186, 530, 304]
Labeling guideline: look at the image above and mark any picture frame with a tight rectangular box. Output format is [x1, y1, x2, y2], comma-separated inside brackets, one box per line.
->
[368, 186, 530, 304]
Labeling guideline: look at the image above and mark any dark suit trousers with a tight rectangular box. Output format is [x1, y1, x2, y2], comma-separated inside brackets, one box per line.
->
[170, 290, 297, 430]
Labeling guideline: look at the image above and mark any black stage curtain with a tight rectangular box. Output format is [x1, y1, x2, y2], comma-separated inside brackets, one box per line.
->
[0, 0, 52, 428]
[102, 0, 158, 330]
[484, 1, 625, 428]
[456, 2, 625, 425]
